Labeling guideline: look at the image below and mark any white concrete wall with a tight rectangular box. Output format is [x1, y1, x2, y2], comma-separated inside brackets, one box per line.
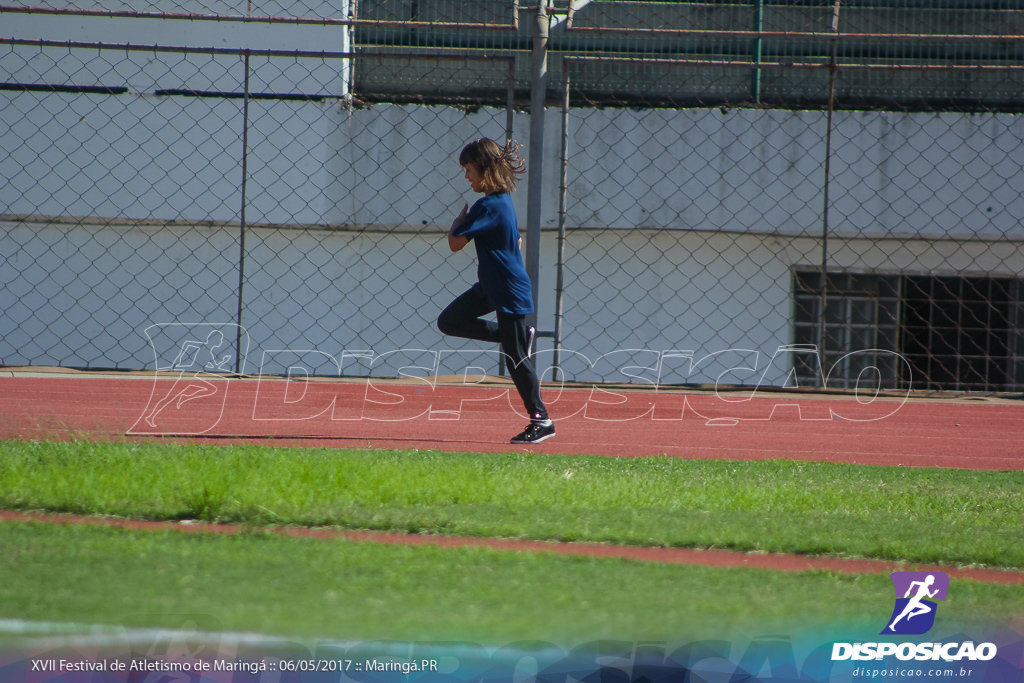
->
[4, 213, 1019, 384]
[565, 106, 1024, 240]
[5, 85, 1022, 238]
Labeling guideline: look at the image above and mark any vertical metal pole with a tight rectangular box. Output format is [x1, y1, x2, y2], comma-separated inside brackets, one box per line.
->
[751, 0, 764, 102]
[819, 0, 840, 384]
[552, 59, 570, 381]
[234, 50, 250, 375]
[525, 0, 549, 328]
[341, 0, 353, 105]
[498, 58, 516, 380]
[505, 58, 515, 144]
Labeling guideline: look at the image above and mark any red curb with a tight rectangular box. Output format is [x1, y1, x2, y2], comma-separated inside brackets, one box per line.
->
[3, 510, 1022, 585]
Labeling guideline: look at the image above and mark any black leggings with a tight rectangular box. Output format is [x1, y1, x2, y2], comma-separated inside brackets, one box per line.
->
[437, 284, 548, 421]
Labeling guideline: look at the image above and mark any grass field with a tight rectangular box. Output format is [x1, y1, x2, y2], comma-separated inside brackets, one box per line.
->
[1, 439, 1022, 646]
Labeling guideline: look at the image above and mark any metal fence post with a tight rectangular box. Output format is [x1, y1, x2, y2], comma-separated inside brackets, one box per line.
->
[751, 0, 764, 103]
[526, 0, 549, 327]
[552, 58, 570, 382]
[819, 0, 842, 382]
[235, 49, 250, 376]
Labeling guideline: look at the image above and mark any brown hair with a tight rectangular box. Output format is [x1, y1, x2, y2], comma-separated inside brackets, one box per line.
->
[459, 138, 526, 194]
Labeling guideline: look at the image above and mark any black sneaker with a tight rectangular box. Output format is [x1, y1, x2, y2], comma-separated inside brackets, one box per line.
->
[510, 420, 555, 444]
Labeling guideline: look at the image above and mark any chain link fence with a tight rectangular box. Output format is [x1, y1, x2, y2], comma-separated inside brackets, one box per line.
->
[2, 1, 1023, 393]
[550, 2, 1024, 392]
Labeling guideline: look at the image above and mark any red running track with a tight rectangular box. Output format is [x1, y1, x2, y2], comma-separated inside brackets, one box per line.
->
[1, 372, 1021, 470]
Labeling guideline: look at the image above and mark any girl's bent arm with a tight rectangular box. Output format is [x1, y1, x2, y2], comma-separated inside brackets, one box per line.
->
[448, 230, 469, 252]
[448, 203, 470, 252]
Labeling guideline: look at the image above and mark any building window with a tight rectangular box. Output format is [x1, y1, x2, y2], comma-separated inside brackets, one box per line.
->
[793, 270, 1023, 392]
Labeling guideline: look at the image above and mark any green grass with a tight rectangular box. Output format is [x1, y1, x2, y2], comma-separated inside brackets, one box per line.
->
[1, 439, 1022, 647]
[1, 520, 1021, 645]
[2, 440, 1022, 569]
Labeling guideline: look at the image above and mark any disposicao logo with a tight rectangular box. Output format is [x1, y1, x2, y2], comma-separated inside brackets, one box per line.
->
[882, 571, 949, 635]
[831, 571, 998, 663]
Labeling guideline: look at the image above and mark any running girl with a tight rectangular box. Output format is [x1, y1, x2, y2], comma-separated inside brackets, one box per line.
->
[437, 138, 554, 444]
